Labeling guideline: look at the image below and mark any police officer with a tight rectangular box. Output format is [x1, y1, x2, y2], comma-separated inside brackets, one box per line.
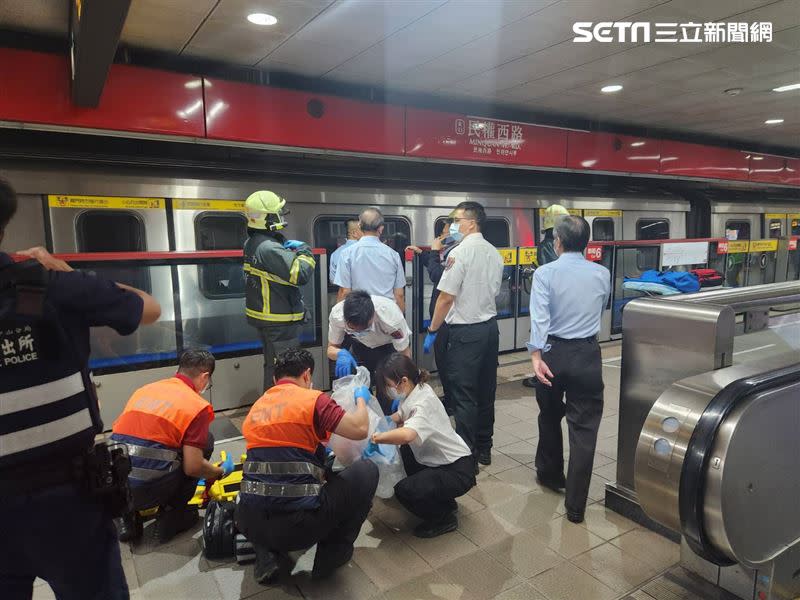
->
[327, 290, 412, 413]
[334, 206, 406, 311]
[528, 216, 610, 524]
[244, 190, 316, 391]
[329, 218, 361, 285]
[235, 348, 377, 584]
[522, 203, 569, 389]
[0, 179, 161, 599]
[111, 349, 234, 544]
[424, 201, 503, 471]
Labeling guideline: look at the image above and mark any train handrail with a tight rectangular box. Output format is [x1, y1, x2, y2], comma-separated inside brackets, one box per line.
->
[9, 248, 327, 263]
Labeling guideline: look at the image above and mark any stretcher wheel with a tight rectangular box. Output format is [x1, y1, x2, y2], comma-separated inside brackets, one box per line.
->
[202, 500, 237, 559]
[235, 533, 255, 565]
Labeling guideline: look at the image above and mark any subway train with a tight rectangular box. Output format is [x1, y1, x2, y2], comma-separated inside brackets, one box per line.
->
[2, 164, 798, 427]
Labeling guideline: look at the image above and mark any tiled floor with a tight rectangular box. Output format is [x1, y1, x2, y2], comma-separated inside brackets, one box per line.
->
[34, 343, 681, 600]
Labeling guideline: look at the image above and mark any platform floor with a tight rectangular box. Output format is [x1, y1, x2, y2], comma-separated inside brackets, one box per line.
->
[35, 342, 685, 600]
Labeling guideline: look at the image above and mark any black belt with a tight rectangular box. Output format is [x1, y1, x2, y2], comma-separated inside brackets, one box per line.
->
[447, 317, 496, 329]
[548, 335, 597, 343]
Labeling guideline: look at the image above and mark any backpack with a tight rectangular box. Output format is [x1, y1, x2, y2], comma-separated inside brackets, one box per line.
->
[202, 500, 237, 559]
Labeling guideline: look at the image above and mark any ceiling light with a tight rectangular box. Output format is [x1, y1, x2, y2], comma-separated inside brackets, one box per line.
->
[247, 13, 278, 26]
[752, 156, 764, 161]
[601, 84, 623, 93]
[764, 118, 784, 125]
[772, 82, 800, 92]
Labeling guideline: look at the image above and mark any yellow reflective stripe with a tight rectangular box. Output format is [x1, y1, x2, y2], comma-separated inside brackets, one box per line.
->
[244, 262, 305, 323]
[244, 264, 295, 287]
[289, 255, 316, 285]
[246, 308, 305, 322]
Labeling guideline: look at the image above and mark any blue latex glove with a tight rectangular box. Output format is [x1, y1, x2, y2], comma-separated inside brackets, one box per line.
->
[390, 398, 400, 413]
[423, 331, 438, 354]
[335, 349, 357, 378]
[197, 479, 205, 487]
[220, 454, 235, 477]
[283, 240, 305, 250]
[354, 385, 371, 403]
[363, 440, 381, 458]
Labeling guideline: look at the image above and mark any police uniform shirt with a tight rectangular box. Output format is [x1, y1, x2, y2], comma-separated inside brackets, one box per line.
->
[436, 232, 503, 325]
[398, 383, 472, 467]
[333, 236, 405, 299]
[328, 238, 357, 285]
[328, 295, 411, 351]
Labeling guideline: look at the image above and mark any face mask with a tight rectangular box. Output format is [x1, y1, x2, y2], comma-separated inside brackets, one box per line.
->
[448, 222, 463, 243]
[346, 322, 375, 338]
[386, 387, 406, 403]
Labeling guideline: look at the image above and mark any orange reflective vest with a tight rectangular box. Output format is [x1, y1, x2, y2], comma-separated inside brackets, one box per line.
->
[243, 383, 326, 451]
[113, 377, 213, 448]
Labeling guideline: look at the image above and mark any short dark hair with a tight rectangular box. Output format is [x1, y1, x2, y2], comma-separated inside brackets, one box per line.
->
[455, 201, 486, 229]
[343, 290, 374, 328]
[378, 352, 429, 387]
[178, 348, 215, 377]
[274, 347, 315, 380]
[554, 215, 590, 253]
[359, 207, 384, 232]
[434, 218, 452, 238]
[0, 178, 18, 233]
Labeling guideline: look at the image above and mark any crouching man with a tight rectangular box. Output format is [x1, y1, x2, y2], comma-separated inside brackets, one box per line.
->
[236, 348, 377, 584]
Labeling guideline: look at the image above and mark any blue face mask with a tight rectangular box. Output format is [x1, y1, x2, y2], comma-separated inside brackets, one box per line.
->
[448, 222, 463, 242]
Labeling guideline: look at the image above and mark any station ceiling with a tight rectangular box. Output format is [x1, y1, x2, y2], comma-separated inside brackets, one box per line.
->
[1, 0, 799, 149]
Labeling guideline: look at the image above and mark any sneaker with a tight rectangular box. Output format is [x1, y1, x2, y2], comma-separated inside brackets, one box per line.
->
[254, 546, 280, 585]
[536, 473, 566, 493]
[312, 546, 353, 580]
[413, 512, 458, 538]
[115, 512, 142, 543]
[155, 508, 198, 544]
[477, 449, 492, 466]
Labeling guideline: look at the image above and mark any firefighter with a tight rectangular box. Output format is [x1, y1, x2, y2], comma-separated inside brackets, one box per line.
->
[243, 190, 317, 390]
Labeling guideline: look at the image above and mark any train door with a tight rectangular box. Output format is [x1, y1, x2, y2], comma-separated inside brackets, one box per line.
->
[744, 239, 779, 286]
[46, 194, 176, 424]
[722, 217, 755, 287]
[584, 209, 620, 242]
[789, 215, 800, 281]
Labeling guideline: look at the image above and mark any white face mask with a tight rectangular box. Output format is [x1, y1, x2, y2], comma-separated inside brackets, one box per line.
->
[346, 321, 375, 338]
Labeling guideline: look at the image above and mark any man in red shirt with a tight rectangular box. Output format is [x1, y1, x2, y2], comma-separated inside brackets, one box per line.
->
[112, 349, 232, 543]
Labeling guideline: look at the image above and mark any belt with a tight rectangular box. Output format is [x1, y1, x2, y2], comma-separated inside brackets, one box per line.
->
[447, 317, 496, 329]
[241, 480, 322, 498]
[244, 460, 324, 483]
[126, 445, 179, 462]
[547, 335, 597, 343]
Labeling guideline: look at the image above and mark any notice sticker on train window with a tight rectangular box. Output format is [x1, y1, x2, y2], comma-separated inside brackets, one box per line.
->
[48, 195, 165, 210]
[173, 199, 245, 211]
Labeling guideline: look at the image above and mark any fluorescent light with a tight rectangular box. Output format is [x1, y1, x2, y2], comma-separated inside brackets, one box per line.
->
[630, 141, 645, 147]
[772, 83, 800, 92]
[601, 84, 623, 93]
[764, 118, 784, 125]
[247, 13, 278, 26]
[752, 156, 764, 160]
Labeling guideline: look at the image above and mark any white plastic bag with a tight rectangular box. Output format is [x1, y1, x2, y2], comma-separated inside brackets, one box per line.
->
[327, 367, 406, 498]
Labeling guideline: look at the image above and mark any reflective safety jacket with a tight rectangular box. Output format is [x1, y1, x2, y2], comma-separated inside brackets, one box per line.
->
[112, 377, 213, 484]
[0, 261, 99, 471]
[240, 383, 327, 512]
[243, 232, 316, 327]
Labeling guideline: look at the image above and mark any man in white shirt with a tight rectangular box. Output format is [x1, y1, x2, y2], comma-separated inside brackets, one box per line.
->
[424, 201, 504, 470]
[327, 291, 411, 413]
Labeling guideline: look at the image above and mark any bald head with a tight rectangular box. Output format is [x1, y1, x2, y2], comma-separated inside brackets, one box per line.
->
[554, 215, 590, 253]
[359, 207, 384, 235]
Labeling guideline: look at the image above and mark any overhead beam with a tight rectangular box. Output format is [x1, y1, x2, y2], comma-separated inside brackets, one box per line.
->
[69, 0, 132, 107]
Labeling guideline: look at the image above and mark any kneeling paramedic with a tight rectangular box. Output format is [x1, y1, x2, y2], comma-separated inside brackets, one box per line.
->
[111, 349, 234, 544]
[0, 180, 161, 600]
[235, 348, 377, 584]
[327, 290, 411, 414]
[244, 190, 316, 391]
[372, 353, 475, 538]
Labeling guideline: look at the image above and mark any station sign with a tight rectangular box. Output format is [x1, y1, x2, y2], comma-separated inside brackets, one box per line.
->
[586, 245, 603, 261]
[518, 247, 537, 265]
[173, 199, 245, 211]
[48, 195, 165, 209]
[749, 239, 778, 252]
[497, 248, 517, 266]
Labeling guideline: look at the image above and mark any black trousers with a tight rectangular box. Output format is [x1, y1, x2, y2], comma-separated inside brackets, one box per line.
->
[258, 324, 302, 391]
[130, 433, 215, 512]
[445, 319, 499, 453]
[235, 460, 378, 568]
[534, 337, 604, 516]
[395, 445, 476, 521]
[433, 323, 452, 414]
[350, 342, 395, 414]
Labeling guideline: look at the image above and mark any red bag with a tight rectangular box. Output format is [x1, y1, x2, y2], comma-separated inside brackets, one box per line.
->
[691, 269, 723, 288]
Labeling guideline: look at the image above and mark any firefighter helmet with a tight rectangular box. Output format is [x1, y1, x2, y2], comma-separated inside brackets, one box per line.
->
[543, 204, 570, 230]
[244, 190, 288, 231]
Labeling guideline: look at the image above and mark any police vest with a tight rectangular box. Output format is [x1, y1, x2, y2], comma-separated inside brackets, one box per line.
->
[241, 383, 327, 512]
[0, 260, 100, 472]
[112, 377, 213, 484]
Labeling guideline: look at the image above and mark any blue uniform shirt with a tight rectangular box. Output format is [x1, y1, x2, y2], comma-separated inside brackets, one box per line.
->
[333, 235, 405, 299]
[328, 238, 357, 284]
[527, 252, 610, 352]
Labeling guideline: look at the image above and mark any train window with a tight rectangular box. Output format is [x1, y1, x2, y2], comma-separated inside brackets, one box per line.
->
[76, 210, 150, 292]
[725, 220, 751, 241]
[195, 212, 248, 299]
[592, 218, 615, 241]
[636, 218, 670, 241]
[768, 219, 783, 239]
[434, 216, 510, 247]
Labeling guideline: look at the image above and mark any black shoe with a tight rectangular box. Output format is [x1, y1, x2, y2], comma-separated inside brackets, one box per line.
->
[522, 377, 537, 388]
[536, 473, 566, 493]
[312, 546, 353, 580]
[477, 449, 492, 466]
[413, 512, 458, 538]
[474, 460, 480, 476]
[115, 512, 142, 543]
[155, 508, 198, 544]
[254, 547, 280, 585]
[566, 511, 584, 524]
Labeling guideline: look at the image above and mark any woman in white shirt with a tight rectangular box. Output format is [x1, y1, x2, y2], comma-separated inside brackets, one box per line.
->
[371, 353, 476, 538]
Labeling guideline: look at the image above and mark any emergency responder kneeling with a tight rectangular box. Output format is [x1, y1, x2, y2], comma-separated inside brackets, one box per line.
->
[111, 349, 234, 544]
[327, 290, 412, 414]
[236, 348, 378, 585]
